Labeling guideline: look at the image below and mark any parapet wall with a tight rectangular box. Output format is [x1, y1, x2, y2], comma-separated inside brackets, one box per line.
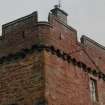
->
[81, 35, 105, 73]
[0, 10, 105, 70]
[81, 35, 105, 52]
[0, 9, 105, 105]
[0, 12, 39, 57]
[2, 12, 38, 35]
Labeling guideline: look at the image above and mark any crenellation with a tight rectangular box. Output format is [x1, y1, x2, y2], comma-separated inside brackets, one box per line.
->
[0, 6, 105, 105]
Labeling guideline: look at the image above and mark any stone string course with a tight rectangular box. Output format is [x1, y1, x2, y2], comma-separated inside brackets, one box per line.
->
[0, 44, 105, 81]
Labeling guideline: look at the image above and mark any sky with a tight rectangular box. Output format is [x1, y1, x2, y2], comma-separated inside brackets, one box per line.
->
[0, 0, 105, 46]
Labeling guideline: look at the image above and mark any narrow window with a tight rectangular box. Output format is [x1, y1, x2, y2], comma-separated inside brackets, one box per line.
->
[22, 31, 25, 39]
[89, 78, 98, 102]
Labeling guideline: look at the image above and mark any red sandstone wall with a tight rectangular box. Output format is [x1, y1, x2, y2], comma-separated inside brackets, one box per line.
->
[81, 36, 105, 74]
[33, 14, 78, 54]
[44, 51, 92, 105]
[0, 51, 45, 105]
[36, 15, 105, 105]
[0, 11, 78, 57]
[0, 12, 38, 57]
[97, 78, 105, 105]
[48, 14, 78, 54]
[0, 10, 105, 105]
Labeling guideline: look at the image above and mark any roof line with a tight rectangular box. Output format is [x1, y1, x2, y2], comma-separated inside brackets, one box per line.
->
[81, 35, 105, 51]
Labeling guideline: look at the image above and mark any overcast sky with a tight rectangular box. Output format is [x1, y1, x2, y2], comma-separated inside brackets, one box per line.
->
[0, 0, 105, 46]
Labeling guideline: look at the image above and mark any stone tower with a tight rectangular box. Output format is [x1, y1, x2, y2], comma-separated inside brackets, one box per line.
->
[0, 6, 105, 105]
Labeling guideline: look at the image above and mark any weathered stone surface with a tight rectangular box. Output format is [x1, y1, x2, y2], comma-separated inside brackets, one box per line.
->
[0, 6, 105, 105]
[0, 51, 45, 105]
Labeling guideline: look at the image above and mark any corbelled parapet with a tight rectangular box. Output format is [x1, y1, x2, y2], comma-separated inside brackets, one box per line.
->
[0, 12, 39, 57]
[0, 6, 77, 58]
[0, 6, 105, 105]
